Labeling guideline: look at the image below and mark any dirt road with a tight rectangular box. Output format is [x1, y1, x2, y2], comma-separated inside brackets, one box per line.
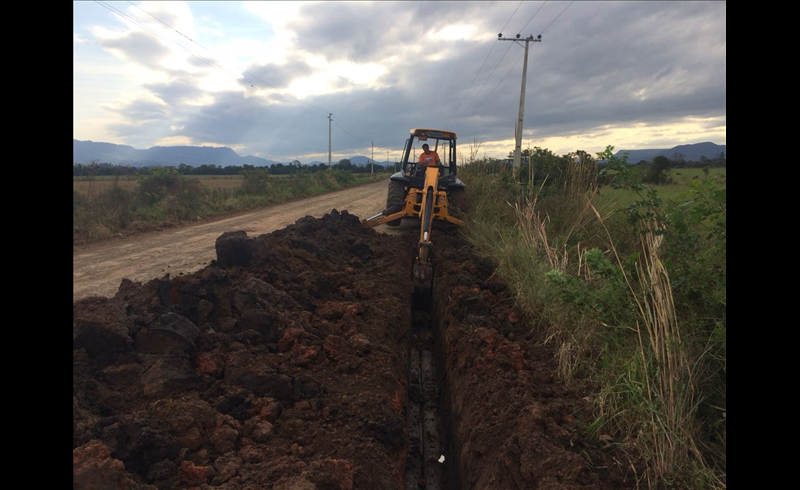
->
[73, 179, 394, 301]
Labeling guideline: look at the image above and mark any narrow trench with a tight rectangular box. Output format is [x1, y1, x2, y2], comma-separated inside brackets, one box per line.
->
[404, 287, 458, 490]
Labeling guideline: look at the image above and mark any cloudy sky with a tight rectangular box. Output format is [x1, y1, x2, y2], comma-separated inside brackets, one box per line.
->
[73, 1, 726, 163]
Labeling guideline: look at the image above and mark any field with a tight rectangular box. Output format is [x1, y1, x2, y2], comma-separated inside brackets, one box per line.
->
[74, 175, 246, 194]
[73, 170, 377, 245]
[597, 167, 726, 209]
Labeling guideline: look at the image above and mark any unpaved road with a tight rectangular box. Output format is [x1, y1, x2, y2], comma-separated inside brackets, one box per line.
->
[73, 179, 399, 301]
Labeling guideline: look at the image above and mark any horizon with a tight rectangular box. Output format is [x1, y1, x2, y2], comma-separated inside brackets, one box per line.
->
[73, 138, 726, 167]
[74, 2, 726, 162]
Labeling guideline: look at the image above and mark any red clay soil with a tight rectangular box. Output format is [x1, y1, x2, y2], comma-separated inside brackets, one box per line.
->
[74, 210, 414, 489]
[73, 211, 635, 490]
[431, 234, 635, 490]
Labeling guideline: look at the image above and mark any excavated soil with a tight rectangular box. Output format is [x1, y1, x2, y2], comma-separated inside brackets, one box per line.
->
[430, 235, 634, 489]
[73, 210, 634, 490]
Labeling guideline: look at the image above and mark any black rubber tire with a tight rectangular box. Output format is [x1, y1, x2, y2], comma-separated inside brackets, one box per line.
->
[385, 180, 406, 226]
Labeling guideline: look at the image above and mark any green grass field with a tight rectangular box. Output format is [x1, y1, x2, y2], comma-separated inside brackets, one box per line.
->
[597, 167, 726, 210]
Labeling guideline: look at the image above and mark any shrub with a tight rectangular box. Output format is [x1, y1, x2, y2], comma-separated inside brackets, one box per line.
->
[241, 168, 269, 195]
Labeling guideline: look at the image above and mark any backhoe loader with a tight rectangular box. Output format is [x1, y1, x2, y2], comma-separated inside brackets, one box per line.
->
[363, 128, 466, 296]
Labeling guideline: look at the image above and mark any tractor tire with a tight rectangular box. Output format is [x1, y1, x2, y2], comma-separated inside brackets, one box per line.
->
[384, 180, 406, 226]
[448, 187, 468, 217]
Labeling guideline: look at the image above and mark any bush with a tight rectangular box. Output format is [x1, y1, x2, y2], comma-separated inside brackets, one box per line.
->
[642, 155, 673, 184]
[241, 168, 269, 195]
[137, 167, 183, 204]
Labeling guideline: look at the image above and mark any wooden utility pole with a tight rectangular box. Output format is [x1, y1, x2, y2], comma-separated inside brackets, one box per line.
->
[498, 34, 542, 171]
[328, 113, 333, 169]
[371, 140, 374, 176]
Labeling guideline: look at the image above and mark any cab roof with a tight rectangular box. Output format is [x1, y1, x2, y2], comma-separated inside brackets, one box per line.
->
[410, 128, 457, 140]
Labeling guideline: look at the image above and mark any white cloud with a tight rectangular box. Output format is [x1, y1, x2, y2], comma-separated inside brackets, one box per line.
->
[74, 1, 726, 161]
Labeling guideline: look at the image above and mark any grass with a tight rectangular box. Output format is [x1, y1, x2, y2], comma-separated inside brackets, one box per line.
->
[597, 168, 726, 210]
[73, 169, 376, 245]
[459, 159, 726, 489]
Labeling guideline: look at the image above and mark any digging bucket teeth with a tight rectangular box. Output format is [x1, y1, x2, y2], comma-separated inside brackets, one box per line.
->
[412, 259, 433, 304]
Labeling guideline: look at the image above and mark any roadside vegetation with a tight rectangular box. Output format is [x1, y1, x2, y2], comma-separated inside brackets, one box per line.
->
[73, 163, 381, 245]
[459, 148, 726, 489]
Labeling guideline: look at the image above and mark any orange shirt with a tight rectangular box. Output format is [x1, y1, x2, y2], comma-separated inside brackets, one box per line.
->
[418, 150, 442, 167]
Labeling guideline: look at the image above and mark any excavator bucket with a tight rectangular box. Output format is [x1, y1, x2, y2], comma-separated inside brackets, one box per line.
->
[413, 262, 433, 299]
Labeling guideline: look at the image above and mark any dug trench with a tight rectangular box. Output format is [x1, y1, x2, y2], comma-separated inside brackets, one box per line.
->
[73, 210, 634, 489]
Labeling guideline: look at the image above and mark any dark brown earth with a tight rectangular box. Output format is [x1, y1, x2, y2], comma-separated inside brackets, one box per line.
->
[73, 210, 634, 489]
[431, 235, 635, 489]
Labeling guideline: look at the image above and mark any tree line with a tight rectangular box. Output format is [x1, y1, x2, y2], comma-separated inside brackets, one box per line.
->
[73, 159, 393, 177]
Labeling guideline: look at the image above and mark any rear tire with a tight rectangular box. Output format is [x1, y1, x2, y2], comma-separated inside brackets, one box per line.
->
[385, 180, 406, 226]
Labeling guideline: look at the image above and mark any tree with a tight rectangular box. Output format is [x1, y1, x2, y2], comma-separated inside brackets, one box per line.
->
[335, 159, 353, 171]
[644, 155, 672, 184]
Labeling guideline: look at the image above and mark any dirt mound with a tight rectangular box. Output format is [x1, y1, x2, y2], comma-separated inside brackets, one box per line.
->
[432, 235, 634, 489]
[74, 210, 634, 489]
[74, 210, 414, 489]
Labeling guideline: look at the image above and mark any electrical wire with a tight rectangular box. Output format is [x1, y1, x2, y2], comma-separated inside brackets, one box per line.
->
[95, 1, 324, 118]
[516, 1, 547, 35]
[539, 0, 575, 36]
[125, 1, 330, 117]
[447, 0, 523, 123]
[470, 52, 525, 116]
[470, 1, 576, 119]
[458, 41, 514, 119]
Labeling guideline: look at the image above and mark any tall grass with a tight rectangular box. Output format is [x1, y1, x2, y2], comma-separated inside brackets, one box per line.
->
[73, 168, 369, 245]
[459, 153, 726, 488]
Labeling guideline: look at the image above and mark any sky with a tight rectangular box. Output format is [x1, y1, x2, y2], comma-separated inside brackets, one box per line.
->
[73, 1, 726, 164]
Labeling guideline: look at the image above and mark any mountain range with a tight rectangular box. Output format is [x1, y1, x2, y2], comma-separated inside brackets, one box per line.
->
[75, 139, 725, 168]
[614, 142, 726, 162]
[73, 140, 281, 167]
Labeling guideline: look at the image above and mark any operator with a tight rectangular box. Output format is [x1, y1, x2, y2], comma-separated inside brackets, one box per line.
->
[418, 143, 442, 168]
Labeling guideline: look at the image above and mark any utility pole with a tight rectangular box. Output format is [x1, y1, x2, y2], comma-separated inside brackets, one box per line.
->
[498, 33, 542, 172]
[328, 113, 333, 169]
[371, 140, 374, 176]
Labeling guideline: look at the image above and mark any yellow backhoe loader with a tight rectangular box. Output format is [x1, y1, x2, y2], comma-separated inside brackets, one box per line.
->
[363, 128, 466, 296]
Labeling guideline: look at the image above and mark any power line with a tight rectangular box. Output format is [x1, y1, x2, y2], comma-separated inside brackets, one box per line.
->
[500, 0, 525, 34]
[127, 0, 195, 43]
[469, 1, 575, 120]
[539, 0, 575, 36]
[124, 1, 329, 118]
[447, 1, 524, 123]
[95, 1, 248, 88]
[459, 41, 514, 118]
[333, 119, 370, 147]
[516, 1, 547, 35]
[96, 1, 326, 120]
[470, 52, 525, 116]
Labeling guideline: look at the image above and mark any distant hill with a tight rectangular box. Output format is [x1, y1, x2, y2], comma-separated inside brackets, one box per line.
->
[73, 140, 279, 167]
[615, 142, 726, 163]
[350, 156, 378, 166]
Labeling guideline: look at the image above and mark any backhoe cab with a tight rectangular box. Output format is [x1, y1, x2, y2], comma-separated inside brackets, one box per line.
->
[363, 128, 466, 296]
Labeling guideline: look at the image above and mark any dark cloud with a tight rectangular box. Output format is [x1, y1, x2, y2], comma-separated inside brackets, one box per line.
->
[245, 60, 315, 89]
[285, 1, 508, 63]
[98, 1, 725, 160]
[99, 31, 171, 70]
[106, 98, 167, 121]
[145, 79, 203, 105]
